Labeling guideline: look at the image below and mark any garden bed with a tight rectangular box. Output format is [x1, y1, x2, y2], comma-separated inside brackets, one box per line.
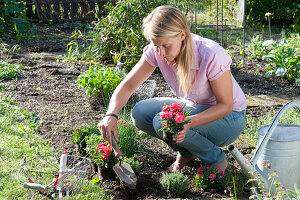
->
[1, 23, 299, 199]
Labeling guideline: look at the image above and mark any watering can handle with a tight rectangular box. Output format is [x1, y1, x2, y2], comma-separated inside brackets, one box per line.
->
[251, 101, 300, 165]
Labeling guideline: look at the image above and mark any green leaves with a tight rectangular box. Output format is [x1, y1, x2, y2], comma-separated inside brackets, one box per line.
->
[0, 0, 29, 36]
[0, 61, 24, 80]
[248, 34, 300, 85]
[77, 63, 127, 98]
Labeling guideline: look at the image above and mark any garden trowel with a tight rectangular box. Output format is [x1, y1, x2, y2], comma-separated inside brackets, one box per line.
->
[111, 135, 137, 189]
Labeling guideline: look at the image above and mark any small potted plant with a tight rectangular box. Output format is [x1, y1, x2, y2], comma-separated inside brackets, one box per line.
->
[85, 134, 118, 180]
[157, 103, 192, 143]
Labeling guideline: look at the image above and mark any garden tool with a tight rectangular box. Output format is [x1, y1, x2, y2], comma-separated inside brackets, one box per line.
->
[111, 135, 137, 189]
[228, 101, 300, 195]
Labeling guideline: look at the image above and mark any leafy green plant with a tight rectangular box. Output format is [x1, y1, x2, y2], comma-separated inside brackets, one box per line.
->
[66, 0, 168, 70]
[0, 61, 23, 80]
[72, 123, 100, 152]
[77, 63, 127, 98]
[263, 38, 300, 84]
[247, 35, 274, 60]
[286, 184, 300, 200]
[160, 171, 188, 196]
[194, 166, 227, 192]
[0, 0, 30, 37]
[122, 156, 142, 173]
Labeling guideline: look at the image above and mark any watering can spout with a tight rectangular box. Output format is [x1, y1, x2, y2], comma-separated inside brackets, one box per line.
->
[227, 145, 267, 187]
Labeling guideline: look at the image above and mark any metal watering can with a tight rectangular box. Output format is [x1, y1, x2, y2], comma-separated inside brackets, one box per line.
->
[228, 101, 300, 194]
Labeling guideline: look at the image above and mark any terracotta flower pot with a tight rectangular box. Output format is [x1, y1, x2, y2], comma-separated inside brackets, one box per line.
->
[97, 164, 115, 180]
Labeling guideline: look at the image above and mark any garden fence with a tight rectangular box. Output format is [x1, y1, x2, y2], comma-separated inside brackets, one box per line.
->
[23, 0, 114, 22]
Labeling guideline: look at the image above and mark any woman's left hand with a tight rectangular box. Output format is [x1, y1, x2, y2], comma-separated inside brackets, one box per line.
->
[173, 123, 191, 143]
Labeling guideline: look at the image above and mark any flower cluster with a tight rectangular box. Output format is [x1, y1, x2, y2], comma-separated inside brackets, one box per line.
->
[95, 142, 118, 167]
[158, 103, 192, 135]
[194, 166, 226, 192]
[97, 143, 112, 160]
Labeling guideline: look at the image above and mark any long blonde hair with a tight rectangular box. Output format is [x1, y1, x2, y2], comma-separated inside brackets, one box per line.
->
[142, 5, 195, 96]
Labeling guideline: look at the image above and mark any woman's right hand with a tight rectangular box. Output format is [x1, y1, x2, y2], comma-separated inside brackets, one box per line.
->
[97, 115, 119, 145]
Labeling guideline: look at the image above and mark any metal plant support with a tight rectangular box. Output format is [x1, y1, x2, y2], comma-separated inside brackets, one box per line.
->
[194, 0, 246, 63]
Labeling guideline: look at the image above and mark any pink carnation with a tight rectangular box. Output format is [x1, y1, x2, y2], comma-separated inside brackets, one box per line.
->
[101, 153, 109, 160]
[96, 143, 106, 151]
[162, 123, 169, 127]
[174, 112, 185, 123]
[196, 173, 202, 178]
[220, 170, 224, 176]
[162, 105, 170, 112]
[209, 173, 217, 180]
[169, 103, 182, 112]
[160, 111, 173, 120]
[197, 167, 202, 173]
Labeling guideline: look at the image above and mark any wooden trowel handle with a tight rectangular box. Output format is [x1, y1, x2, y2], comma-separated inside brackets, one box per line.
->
[111, 134, 123, 158]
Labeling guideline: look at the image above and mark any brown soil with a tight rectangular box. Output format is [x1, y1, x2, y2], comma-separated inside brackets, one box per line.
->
[1, 23, 299, 200]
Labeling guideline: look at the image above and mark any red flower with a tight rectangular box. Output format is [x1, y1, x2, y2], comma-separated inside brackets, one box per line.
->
[196, 173, 202, 178]
[162, 105, 170, 112]
[162, 123, 169, 127]
[160, 111, 173, 120]
[101, 153, 109, 160]
[197, 167, 202, 173]
[209, 173, 217, 180]
[77, 124, 86, 127]
[220, 170, 224, 176]
[174, 112, 185, 123]
[96, 143, 106, 151]
[169, 103, 182, 112]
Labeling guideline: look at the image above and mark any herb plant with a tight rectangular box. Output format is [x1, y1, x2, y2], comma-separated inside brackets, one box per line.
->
[160, 171, 188, 196]
[77, 63, 127, 98]
[117, 119, 139, 158]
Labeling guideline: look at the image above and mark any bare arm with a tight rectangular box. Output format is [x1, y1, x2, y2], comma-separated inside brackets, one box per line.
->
[174, 70, 233, 143]
[98, 57, 156, 145]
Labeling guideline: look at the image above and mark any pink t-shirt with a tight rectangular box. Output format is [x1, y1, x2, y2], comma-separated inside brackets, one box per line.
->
[142, 33, 246, 111]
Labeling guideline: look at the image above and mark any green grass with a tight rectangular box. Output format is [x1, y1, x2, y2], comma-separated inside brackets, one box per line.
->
[0, 93, 112, 200]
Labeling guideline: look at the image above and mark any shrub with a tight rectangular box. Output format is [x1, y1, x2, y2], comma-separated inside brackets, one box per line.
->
[0, 61, 23, 80]
[77, 63, 126, 98]
[0, 0, 30, 36]
[194, 166, 227, 192]
[160, 171, 188, 196]
[67, 0, 168, 70]
[246, 0, 299, 28]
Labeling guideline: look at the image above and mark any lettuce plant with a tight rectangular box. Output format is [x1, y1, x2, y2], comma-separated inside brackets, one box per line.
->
[77, 63, 127, 98]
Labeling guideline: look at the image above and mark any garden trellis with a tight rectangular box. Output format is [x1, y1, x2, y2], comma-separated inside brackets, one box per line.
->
[24, 0, 114, 22]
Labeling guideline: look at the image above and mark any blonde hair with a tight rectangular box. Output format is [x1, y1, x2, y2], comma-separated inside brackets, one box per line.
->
[142, 5, 195, 97]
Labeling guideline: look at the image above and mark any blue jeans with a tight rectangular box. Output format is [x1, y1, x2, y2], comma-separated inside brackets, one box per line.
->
[131, 97, 246, 166]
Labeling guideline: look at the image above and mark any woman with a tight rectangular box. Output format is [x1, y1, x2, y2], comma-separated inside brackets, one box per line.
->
[98, 5, 246, 173]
